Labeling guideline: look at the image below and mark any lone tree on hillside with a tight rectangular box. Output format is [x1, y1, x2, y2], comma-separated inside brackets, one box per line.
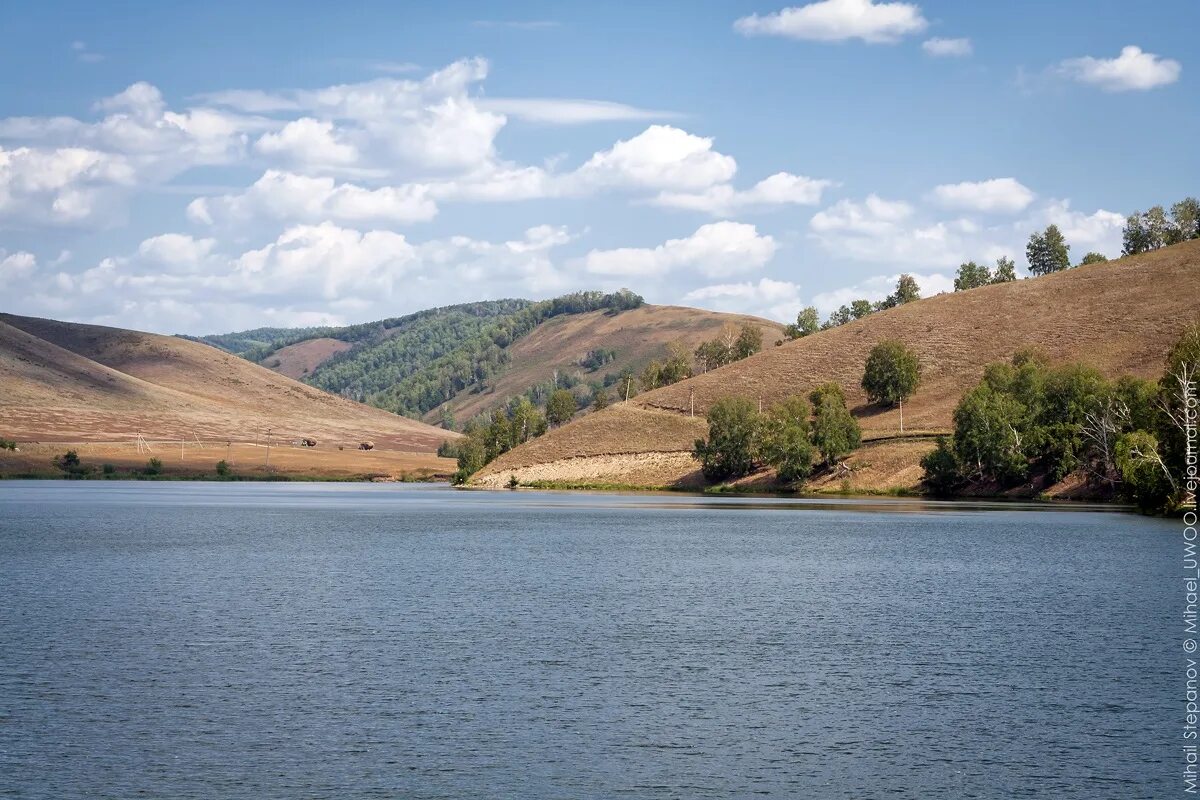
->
[733, 324, 763, 360]
[1078, 251, 1108, 266]
[954, 261, 992, 291]
[893, 274, 921, 304]
[546, 389, 577, 427]
[1026, 224, 1071, 275]
[784, 306, 820, 340]
[991, 256, 1017, 283]
[861, 340, 921, 432]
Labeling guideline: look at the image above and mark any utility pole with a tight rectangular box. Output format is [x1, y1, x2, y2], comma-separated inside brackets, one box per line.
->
[264, 428, 272, 467]
[689, 386, 694, 418]
[899, 398, 904, 434]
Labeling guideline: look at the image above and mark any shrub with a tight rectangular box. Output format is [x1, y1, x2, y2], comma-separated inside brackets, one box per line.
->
[216, 460, 231, 477]
[144, 458, 163, 476]
[102, 463, 116, 476]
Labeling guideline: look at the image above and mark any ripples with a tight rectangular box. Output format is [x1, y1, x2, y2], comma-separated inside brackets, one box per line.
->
[0, 482, 1177, 799]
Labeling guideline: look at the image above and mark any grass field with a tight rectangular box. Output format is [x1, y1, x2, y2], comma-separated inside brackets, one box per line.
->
[0, 313, 459, 480]
[0, 440, 455, 481]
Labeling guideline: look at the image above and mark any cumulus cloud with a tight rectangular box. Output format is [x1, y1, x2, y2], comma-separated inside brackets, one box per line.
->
[574, 125, 737, 191]
[0, 250, 36, 284]
[137, 233, 217, 269]
[253, 118, 359, 166]
[932, 178, 1035, 213]
[681, 277, 804, 322]
[1027, 199, 1125, 255]
[1057, 45, 1181, 92]
[188, 170, 438, 226]
[810, 194, 998, 266]
[0, 145, 136, 225]
[582, 221, 777, 278]
[27, 223, 581, 333]
[653, 172, 834, 215]
[734, 0, 927, 44]
[922, 37, 971, 57]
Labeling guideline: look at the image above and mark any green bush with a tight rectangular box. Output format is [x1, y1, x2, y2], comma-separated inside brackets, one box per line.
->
[693, 397, 761, 481]
[920, 437, 960, 495]
[809, 384, 862, 466]
[759, 397, 814, 484]
[144, 458, 163, 476]
[215, 460, 231, 477]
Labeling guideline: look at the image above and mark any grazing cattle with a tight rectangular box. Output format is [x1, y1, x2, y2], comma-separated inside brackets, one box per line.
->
[301, 438, 317, 447]
[359, 441, 374, 451]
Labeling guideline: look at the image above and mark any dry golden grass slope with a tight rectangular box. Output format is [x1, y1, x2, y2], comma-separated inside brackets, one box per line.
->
[475, 240, 1200, 489]
[0, 314, 457, 454]
[261, 337, 352, 380]
[424, 305, 783, 424]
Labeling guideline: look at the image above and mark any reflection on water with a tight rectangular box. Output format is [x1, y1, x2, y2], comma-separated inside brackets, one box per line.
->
[0, 481, 1174, 799]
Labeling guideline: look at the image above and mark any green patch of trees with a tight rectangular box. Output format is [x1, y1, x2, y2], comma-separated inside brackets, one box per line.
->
[692, 385, 861, 485]
[451, 397, 550, 484]
[953, 257, 1017, 290]
[921, 328, 1199, 511]
[1026, 224, 1071, 276]
[693, 323, 764, 372]
[1123, 197, 1200, 256]
[783, 275, 923, 341]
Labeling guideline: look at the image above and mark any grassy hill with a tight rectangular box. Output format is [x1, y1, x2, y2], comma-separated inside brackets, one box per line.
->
[200, 294, 783, 429]
[0, 313, 458, 478]
[473, 239, 1200, 490]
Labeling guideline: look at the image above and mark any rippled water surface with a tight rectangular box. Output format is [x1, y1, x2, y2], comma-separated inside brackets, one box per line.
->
[0, 482, 1176, 798]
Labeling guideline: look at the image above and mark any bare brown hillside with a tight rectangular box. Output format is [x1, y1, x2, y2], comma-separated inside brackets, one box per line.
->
[0, 314, 457, 456]
[475, 240, 1200, 489]
[425, 305, 783, 424]
[261, 337, 352, 380]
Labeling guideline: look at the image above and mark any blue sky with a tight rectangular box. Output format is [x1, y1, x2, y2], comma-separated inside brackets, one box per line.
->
[0, 0, 1194, 334]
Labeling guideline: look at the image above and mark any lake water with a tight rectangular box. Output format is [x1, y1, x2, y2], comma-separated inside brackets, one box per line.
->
[0, 482, 1177, 799]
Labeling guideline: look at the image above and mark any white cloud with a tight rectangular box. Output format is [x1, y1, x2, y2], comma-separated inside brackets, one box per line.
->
[810, 195, 995, 267]
[32, 223, 580, 333]
[253, 118, 359, 166]
[922, 37, 971, 57]
[478, 98, 678, 124]
[189, 170, 438, 226]
[681, 277, 804, 322]
[0, 250, 36, 284]
[932, 178, 1034, 213]
[0, 145, 136, 225]
[575, 125, 737, 191]
[582, 221, 777, 278]
[654, 171, 834, 214]
[1030, 199, 1125, 255]
[1057, 45, 1181, 92]
[137, 233, 217, 269]
[811, 194, 913, 234]
[734, 0, 927, 44]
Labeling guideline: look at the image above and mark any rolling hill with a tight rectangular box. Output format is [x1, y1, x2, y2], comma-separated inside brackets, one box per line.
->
[199, 294, 783, 428]
[0, 314, 458, 470]
[472, 239, 1200, 490]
